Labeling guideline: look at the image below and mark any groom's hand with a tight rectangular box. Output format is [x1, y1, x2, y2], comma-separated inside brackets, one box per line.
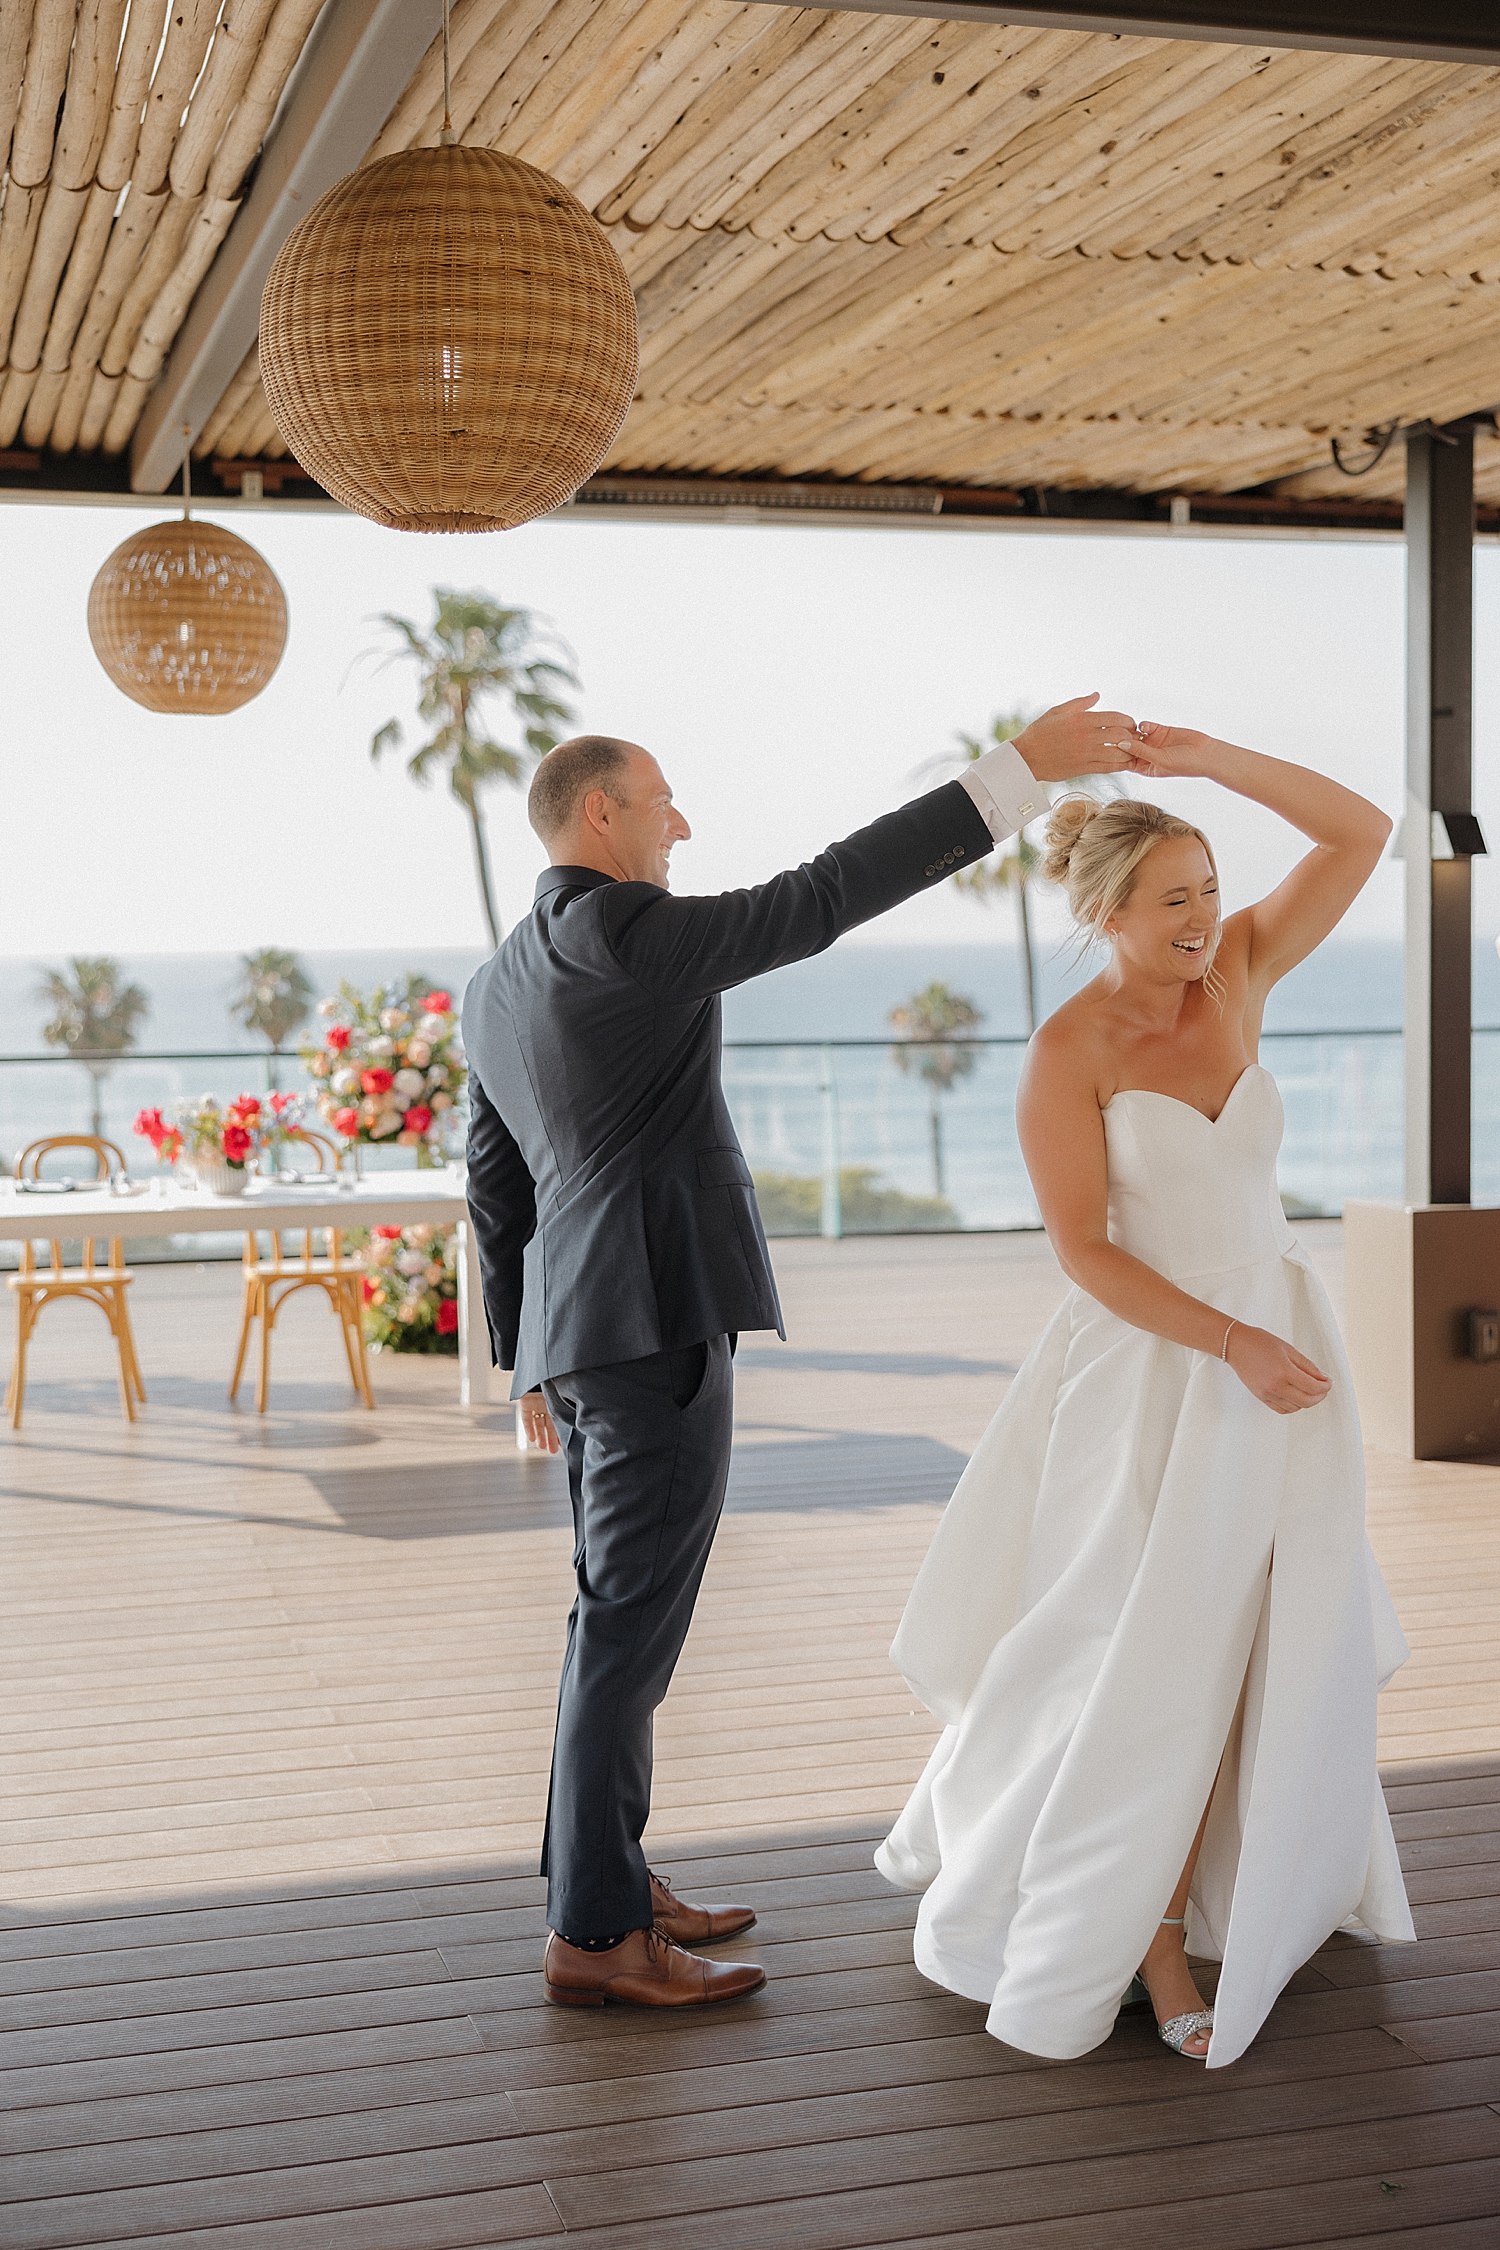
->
[1012, 694, 1140, 784]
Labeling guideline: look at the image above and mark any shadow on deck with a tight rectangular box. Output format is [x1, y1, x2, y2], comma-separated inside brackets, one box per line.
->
[3, 1770, 1499, 2250]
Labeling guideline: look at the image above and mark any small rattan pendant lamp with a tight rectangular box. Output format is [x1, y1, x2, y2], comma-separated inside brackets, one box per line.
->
[87, 433, 288, 714]
[257, 2, 637, 534]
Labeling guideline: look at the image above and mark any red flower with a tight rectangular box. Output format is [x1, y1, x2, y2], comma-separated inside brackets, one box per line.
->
[424, 991, 452, 1015]
[133, 1106, 165, 1147]
[402, 1104, 433, 1135]
[362, 1276, 376, 1301]
[373, 1225, 403, 1240]
[227, 1095, 261, 1122]
[326, 1025, 351, 1051]
[331, 1106, 359, 1136]
[222, 1124, 253, 1162]
[436, 1299, 459, 1335]
[361, 1067, 393, 1095]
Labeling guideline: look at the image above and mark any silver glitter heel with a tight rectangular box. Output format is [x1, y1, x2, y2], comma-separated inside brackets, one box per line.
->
[1142, 1915, 1214, 2061]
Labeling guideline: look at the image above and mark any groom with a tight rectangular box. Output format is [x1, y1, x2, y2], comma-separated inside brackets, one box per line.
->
[462, 697, 1133, 2007]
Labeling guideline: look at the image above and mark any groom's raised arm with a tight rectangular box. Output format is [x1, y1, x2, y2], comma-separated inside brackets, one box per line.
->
[602, 741, 1042, 1002]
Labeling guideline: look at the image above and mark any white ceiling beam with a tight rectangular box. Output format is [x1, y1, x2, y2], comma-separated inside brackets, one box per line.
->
[130, 0, 439, 494]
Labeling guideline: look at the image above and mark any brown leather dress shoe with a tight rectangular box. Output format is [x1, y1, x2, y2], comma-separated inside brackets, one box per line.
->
[544, 1925, 766, 2008]
[649, 1867, 757, 1943]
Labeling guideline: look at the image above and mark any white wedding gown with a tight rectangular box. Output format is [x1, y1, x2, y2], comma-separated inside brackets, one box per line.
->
[876, 1064, 1414, 2069]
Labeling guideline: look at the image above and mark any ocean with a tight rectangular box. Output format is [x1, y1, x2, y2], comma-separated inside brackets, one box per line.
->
[2, 936, 1496, 1232]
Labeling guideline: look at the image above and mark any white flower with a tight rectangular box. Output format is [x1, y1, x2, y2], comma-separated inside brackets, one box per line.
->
[367, 1034, 394, 1058]
[331, 1068, 359, 1095]
[417, 1013, 447, 1040]
[396, 1299, 418, 1322]
[397, 1249, 427, 1276]
[424, 1260, 444, 1284]
[426, 1064, 448, 1087]
[371, 1112, 402, 1138]
[409, 1224, 433, 1246]
[393, 1067, 425, 1099]
[430, 1091, 453, 1111]
[405, 1039, 431, 1068]
[316, 998, 336, 1016]
[380, 1008, 408, 1032]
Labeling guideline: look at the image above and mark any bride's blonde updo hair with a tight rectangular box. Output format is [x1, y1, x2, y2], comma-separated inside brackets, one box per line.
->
[1041, 795, 1224, 1001]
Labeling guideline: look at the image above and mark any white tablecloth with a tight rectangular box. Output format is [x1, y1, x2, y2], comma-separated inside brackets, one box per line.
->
[0, 1170, 490, 1406]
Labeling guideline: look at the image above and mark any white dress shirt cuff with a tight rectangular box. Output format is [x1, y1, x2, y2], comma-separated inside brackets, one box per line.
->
[957, 739, 1043, 843]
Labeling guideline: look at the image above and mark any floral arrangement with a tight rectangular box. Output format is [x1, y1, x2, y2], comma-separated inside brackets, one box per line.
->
[356, 1222, 460, 1352]
[134, 1091, 308, 1172]
[300, 979, 464, 1162]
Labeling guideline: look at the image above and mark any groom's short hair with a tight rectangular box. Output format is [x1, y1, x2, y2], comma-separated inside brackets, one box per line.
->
[529, 735, 635, 844]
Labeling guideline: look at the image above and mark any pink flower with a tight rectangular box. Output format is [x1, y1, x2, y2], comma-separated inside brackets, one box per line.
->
[436, 1299, 458, 1335]
[402, 1104, 433, 1136]
[326, 1025, 351, 1051]
[331, 1106, 359, 1136]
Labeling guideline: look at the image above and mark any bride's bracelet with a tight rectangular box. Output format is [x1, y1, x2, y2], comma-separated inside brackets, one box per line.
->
[1221, 1319, 1238, 1363]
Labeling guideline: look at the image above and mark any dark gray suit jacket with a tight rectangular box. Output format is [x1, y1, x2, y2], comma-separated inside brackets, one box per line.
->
[462, 778, 995, 1396]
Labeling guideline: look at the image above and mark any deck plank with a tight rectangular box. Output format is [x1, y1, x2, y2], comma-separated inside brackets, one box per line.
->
[5, 1233, 1500, 2244]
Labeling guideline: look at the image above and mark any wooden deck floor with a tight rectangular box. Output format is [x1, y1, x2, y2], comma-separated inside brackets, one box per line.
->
[3, 1228, 1500, 2248]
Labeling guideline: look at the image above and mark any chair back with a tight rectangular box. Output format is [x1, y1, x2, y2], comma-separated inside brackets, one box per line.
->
[13, 1135, 128, 1277]
[247, 1129, 358, 1273]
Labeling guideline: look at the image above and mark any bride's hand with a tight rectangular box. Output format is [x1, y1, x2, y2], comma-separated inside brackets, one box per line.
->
[1224, 1325, 1331, 1414]
[1125, 721, 1222, 780]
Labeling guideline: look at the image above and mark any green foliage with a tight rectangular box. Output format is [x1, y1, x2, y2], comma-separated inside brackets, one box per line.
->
[889, 981, 985, 1095]
[368, 587, 580, 947]
[752, 1166, 958, 1236]
[230, 948, 314, 1052]
[38, 956, 148, 1056]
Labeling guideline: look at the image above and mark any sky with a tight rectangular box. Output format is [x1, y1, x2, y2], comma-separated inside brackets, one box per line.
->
[5, 497, 1500, 958]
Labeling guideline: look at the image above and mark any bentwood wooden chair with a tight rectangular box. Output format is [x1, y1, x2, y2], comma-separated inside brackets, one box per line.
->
[6, 1136, 145, 1429]
[230, 1131, 374, 1414]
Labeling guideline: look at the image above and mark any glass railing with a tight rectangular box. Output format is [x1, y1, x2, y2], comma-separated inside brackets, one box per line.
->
[5, 1030, 1500, 1249]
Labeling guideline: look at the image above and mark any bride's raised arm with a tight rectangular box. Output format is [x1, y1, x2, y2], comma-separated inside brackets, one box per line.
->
[1126, 725, 1392, 993]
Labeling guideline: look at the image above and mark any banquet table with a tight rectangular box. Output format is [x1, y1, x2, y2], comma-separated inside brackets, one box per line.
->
[0, 1170, 492, 1407]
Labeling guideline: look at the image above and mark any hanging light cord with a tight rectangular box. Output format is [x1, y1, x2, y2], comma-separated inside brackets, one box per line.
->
[439, 0, 455, 146]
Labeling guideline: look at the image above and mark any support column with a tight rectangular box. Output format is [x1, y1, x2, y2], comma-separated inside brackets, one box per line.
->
[1404, 422, 1475, 1205]
[1345, 421, 1496, 1459]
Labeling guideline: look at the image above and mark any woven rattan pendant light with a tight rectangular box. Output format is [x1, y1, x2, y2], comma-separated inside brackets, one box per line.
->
[257, 3, 637, 533]
[87, 434, 288, 714]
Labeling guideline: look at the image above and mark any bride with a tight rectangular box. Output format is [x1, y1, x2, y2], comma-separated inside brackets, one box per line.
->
[876, 721, 1415, 2068]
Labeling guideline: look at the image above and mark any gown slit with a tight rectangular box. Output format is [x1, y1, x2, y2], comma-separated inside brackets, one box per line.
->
[876, 1065, 1415, 2068]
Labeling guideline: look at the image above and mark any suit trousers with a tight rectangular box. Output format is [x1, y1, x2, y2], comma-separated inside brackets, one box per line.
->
[539, 1333, 734, 1939]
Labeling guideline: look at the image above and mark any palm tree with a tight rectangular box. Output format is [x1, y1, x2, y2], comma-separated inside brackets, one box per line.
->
[38, 956, 149, 1138]
[950, 713, 1127, 1034]
[368, 588, 579, 949]
[889, 981, 984, 1199]
[229, 948, 314, 1088]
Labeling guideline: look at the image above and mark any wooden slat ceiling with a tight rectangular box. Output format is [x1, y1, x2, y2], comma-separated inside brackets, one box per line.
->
[4, 0, 1500, 506]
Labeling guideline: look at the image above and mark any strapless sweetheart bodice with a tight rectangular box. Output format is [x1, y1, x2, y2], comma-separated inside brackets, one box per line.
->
[1102, 1064, 1293, 1285]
